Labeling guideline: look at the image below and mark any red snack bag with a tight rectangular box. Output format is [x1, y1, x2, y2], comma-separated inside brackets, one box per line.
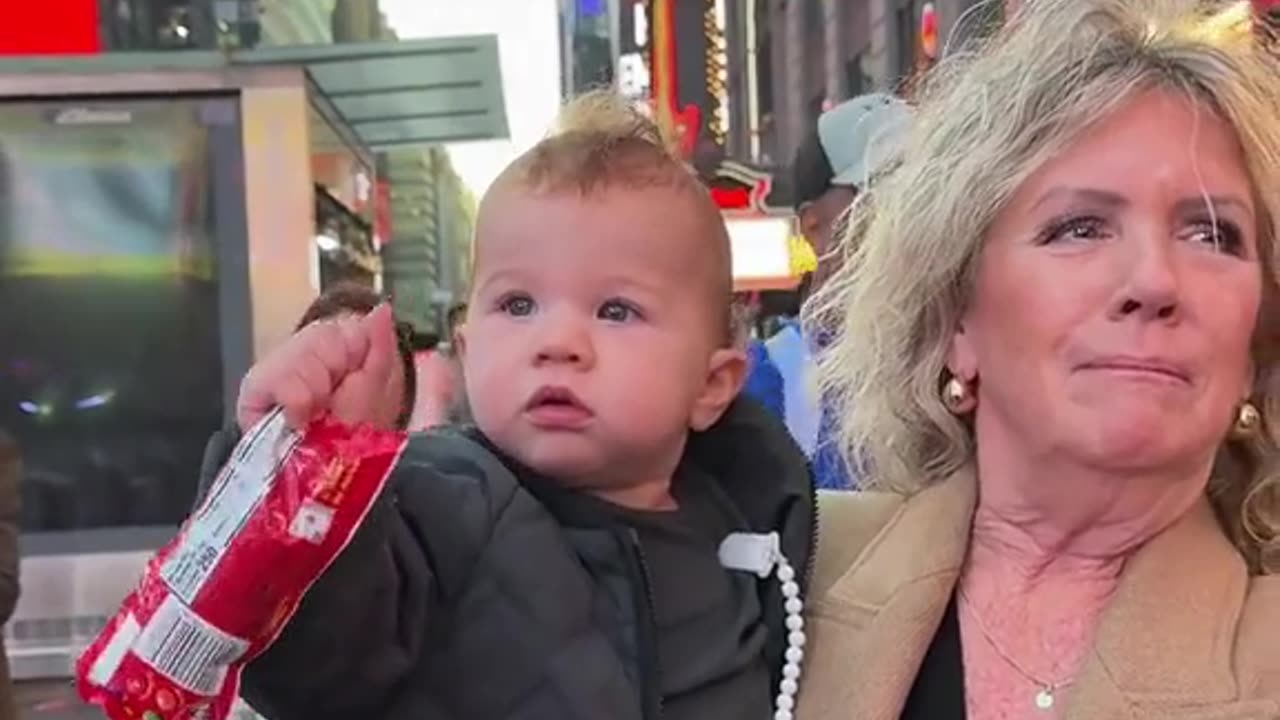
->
[76, 410, 407, 720]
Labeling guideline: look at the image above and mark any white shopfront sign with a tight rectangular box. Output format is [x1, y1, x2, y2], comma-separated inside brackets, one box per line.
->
[726, 217, 796, 290]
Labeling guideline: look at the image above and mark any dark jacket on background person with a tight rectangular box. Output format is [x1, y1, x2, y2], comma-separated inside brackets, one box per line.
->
[0, 432, 22, 720]
[197, 399, 815, 720]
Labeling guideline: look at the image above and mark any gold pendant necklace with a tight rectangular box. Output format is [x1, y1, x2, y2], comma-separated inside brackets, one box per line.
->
[958, 589, 1076, 712]
[1034, 687, 1057, 710]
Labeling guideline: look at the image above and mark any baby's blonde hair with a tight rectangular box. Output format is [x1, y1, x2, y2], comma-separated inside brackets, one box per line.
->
[481, 91, 735, 345]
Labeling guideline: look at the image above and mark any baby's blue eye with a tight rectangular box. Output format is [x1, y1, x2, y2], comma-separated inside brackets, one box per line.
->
[500, 295, 536, 316]
[598, 300, 639, 322]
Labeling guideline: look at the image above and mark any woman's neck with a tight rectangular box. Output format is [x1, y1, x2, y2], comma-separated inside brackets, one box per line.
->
[954, 425, 1215, 717]
[963, 411, 1215, 582]
[958, 450, 1212, 685]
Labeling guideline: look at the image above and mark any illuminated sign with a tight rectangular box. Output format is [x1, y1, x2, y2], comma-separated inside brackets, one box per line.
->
[706, 160, 788, 216]
[619, 52, 651, 100]
[728, 217, 793, 288]
[704, 0, 729, 147]
[0, 0, 101, 55]
[51, 108, 134, 126]
[920, 3, 939, 61]
[633, 0, 649, 48]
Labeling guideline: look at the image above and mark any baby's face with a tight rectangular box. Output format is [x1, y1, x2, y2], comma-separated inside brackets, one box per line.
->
[460, 185, 738, 498]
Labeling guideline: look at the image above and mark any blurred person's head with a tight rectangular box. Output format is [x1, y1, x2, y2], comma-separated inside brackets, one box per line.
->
[791, 93, 910, 296]
[409, 331, 442, 355]
[459, 91, 744, 507]
[296, 283, 417, 431]
[810, 0, 1280, 572]
[446, 302, 468, 350]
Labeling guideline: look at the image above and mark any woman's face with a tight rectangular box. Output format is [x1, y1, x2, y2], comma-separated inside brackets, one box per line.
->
[950, 89, 1262, 476]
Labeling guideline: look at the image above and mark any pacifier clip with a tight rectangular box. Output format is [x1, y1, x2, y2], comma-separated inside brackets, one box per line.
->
[719, 532, 806, 720]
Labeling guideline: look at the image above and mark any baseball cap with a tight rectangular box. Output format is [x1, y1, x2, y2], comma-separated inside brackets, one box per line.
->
[791, 93, 911, 209]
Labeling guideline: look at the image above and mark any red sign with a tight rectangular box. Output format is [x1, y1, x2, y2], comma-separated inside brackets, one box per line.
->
[710, 186, 752, 212]
[920, 4, 939, 60]
[707, 162, 782, 217]
[0, 0, 102, 55]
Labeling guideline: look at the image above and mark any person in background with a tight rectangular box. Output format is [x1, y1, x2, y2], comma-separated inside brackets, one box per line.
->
[742, 92, 911, 490]
[441, 302, 472, 423]
[200, 283, 417, 482]
[0, 431, 20, 720]
[406, 329, 455, 431]
[445, 302, 468, 350]
[292, 283, 417, 432]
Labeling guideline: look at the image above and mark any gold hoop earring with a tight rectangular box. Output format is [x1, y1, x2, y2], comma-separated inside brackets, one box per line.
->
[943, 376, 975, 414]
[1232, 402, 1261, 438]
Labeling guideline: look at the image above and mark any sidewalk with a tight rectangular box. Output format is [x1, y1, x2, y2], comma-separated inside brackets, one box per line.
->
[14, 680, 264, 719]
[15, 680, 99, 719]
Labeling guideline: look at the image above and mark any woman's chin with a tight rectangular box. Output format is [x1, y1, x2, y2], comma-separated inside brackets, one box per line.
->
[1072, 408, 1214, 473]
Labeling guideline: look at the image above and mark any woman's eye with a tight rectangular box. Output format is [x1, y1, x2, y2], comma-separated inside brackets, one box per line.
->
[1039, 215, 1109, 245]
[1184, 220, 1244, 255]
[598, 300, 639, 323]
[499, 295, 536, 316]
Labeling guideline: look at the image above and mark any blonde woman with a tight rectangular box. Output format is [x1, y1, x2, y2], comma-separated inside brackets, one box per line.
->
[797, 1, 1280, 718]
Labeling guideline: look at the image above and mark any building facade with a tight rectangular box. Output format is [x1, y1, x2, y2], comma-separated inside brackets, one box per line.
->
[559, 0, 620, 96]
[601, 0, 1002, 188]
[734, 0, 1002, 170]
[380, 147, 475, 334]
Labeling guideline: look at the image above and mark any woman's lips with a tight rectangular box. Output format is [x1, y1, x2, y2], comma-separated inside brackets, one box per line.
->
[1077, 356, 1192, 385]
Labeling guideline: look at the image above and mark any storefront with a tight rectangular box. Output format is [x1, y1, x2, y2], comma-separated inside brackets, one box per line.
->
[0, 37, 506, 681]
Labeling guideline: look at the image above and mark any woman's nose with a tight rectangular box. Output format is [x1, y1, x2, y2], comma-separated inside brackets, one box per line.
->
[1110, 234, 1181, 323]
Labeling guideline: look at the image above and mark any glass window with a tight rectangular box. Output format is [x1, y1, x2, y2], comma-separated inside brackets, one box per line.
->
[0, 98, 224, 532]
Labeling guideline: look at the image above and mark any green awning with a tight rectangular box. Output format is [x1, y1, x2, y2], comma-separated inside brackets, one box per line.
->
[238, 35, 509, 148]
[0, 35, 509, 150]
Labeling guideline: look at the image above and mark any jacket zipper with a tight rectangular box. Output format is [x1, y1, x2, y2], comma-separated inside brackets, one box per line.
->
[629, 529, 664, 719]
[623, 458, 815, 720]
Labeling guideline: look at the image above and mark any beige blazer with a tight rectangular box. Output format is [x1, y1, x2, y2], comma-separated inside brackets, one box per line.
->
[797, 472, 1280, 719]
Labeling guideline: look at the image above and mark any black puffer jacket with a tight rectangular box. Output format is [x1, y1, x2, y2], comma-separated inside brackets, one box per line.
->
[198, 398, 814, 720]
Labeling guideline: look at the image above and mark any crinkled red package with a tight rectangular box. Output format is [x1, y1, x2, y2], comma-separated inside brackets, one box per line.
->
[76, 410, 407, 720]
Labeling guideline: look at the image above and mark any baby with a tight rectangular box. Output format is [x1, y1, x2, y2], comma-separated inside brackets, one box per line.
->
[215, 92, 814, 720]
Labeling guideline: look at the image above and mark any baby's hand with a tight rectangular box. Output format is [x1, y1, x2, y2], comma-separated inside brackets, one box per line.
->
[236, 304, 398, 430]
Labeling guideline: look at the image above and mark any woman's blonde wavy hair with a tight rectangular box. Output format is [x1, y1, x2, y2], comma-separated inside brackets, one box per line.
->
[806, 0, 1280, 574]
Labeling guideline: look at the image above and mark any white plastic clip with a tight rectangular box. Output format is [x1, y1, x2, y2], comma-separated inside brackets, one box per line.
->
[718, 532, 781, 578]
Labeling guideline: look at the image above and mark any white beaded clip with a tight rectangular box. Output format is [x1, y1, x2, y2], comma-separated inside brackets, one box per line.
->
[719, 532, 807, 720]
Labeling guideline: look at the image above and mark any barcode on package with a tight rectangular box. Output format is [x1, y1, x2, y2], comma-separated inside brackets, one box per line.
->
[161, 410, 301, 603]
[134, 595, 250, 696]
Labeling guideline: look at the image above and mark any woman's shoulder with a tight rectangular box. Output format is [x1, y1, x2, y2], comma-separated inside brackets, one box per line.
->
[810, 476, 977, 601]
[1238, 573, 1280, 690]
[811, 490, 909, 598]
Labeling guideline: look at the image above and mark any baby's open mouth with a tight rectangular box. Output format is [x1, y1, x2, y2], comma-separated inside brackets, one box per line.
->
[524, 386, 594, 428]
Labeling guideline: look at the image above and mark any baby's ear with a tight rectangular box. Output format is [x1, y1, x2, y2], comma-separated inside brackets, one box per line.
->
[690, 348, 747, 431]
[454, 324, 469, 362]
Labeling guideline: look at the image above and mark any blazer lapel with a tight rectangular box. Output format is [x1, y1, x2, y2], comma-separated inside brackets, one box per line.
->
[799, 483, 1273, 720]
[799, 472, 976, 720]
[1064, 500, 1263, 720]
